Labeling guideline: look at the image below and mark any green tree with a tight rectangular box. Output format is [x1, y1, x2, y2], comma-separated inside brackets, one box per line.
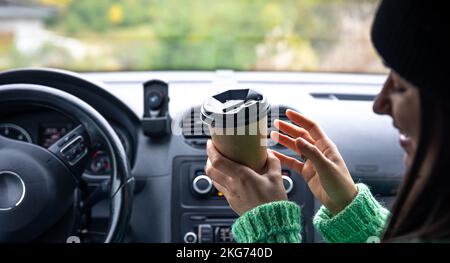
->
[41, 0, 344, 70]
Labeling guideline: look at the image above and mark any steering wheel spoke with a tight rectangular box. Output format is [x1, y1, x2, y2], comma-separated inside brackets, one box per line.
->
[48, 124, 90, 176]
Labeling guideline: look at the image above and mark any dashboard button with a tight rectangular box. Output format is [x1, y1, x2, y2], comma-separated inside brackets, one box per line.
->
[57, 133, 76, 147]
[198, 224, 213, 243]
[215, 226, 234, 243]
[193, 175, 213, 195]
[183, 232, 197, 243]
[60, 136, 87, 165]
[282, 175, 294, 194]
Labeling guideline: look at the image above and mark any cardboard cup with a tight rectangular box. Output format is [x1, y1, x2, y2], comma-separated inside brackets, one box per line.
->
[201, 89, 270, 174]
[208, 116, 268, 173]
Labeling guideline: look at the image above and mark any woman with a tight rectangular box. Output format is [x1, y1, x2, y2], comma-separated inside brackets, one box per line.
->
[205, 0, 450, 242]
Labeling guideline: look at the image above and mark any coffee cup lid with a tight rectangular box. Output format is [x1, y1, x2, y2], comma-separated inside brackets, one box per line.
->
[200, 89, 270, 128]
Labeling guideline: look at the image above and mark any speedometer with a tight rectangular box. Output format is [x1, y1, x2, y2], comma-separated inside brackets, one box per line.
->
[0, 123, 32, 143]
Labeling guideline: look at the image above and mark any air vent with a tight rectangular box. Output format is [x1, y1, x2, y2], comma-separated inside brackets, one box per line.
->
[267, 106, 290, 131]
[310, 93, 375, 101]
[180, 106, 210, 139]
[180, 106, 291, 147]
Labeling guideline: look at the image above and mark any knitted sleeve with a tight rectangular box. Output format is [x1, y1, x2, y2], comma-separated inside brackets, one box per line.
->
[313, 183, 390, 243]
[231, 201, 302, 243]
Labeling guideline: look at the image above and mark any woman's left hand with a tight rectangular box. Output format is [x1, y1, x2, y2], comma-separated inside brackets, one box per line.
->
[205, 140, 288, 215]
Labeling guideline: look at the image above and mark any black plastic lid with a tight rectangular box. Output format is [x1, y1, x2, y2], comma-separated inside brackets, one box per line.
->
[200, 89, 270, 128]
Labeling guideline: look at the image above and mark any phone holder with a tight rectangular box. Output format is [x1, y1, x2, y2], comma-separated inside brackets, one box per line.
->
[141, 79, 171, 137]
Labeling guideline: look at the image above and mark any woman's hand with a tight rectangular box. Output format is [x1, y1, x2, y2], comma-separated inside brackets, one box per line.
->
[271, 109, 357, 215]
[205, 140, 287, 216]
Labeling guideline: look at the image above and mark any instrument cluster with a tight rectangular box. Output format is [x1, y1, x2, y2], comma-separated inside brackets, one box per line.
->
[0, 120, 132, 177]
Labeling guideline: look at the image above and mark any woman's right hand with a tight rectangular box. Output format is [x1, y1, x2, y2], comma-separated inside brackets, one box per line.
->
[271, 109, 358, 215]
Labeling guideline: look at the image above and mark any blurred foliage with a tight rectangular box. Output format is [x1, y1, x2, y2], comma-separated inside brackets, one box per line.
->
[41, 0, 342, 70]
[1, 0, 382, 71]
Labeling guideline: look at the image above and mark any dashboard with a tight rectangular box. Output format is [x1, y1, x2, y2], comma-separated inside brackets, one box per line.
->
[0, 109, 133, 177]
[0, 69, 405, 243]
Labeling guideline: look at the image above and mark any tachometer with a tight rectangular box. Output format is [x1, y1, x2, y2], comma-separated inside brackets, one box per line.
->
[87, 149, 112, 175]
[0, 123, 32, 143]
[84, 124, 132, 176]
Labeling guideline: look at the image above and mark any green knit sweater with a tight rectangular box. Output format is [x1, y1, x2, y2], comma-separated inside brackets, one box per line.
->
[231, 184, 391, 243]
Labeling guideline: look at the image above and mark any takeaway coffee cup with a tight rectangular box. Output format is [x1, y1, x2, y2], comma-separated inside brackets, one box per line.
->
[201, 89, 270, 173]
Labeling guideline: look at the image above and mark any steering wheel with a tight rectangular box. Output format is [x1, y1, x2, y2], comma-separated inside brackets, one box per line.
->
[0, 83, 134, 242]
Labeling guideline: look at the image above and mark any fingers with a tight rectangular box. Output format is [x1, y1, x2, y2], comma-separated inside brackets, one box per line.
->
[285, 109, 327, 141]
[212, 180, 228, 196]
[205, 159, 231, 191]
[273, 119, 315, 144]
[271, 150, 304, 174]
[295, 137, 329, 169]
[270, 131, 303, 156]
[266, 150, 282, 174]
[206, 140, 257, 177]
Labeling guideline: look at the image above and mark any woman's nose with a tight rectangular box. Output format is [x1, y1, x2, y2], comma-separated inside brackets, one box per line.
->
[373, 77, 392, 116]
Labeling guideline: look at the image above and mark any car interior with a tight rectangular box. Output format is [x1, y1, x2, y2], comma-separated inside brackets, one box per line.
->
[0, 0, 404, 243]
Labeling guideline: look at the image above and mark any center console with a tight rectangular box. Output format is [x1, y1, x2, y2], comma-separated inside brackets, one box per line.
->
[171, 156, 315, 243]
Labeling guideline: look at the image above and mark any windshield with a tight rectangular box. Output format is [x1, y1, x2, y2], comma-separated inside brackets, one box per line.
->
[0, 0, 385, 73]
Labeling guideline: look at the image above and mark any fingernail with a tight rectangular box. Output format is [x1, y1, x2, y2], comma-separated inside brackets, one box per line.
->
[296, 137, 305, 147]
[273, 119, 279, 127]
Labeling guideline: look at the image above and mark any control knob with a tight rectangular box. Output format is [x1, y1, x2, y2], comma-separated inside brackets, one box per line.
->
[193, 175, 213, 195]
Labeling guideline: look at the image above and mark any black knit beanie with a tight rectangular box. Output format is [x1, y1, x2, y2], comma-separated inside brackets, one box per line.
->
[371, 0, 448, 96]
